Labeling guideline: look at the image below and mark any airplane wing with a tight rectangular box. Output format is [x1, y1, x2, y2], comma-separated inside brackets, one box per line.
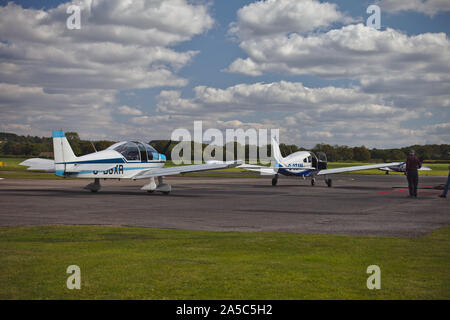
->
[19, 158, 55, 172]
[317, 162, 403, 175]
[131, 161, 242, 180]
[378, 163, 431, 172]
[239, 164, 315, 175]
[238, 164, 278, 175]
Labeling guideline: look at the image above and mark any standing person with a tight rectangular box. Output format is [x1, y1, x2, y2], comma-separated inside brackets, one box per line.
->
[439, 165, 450, 198]
[405, 150, 421, 198]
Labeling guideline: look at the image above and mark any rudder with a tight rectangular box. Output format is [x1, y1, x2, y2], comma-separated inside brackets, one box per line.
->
[53, 130, 77, 176]
[271, 136, 284, 167]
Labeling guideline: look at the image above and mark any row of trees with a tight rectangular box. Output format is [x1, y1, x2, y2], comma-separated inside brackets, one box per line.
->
[1, 132, 449, 161]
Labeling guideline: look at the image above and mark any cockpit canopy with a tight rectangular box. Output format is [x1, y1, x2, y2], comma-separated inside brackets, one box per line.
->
[108, 141, 158, 162]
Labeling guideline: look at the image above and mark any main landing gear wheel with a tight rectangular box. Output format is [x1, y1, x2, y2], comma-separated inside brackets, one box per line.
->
[84, 178, 101, 193]
[272, 175, 278, 186]
[141, 177, 171, 194]
[326, 179, 332, 187]
[311, 178, 316, 186]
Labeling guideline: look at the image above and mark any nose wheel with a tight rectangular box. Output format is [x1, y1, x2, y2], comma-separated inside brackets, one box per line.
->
[272, 175, 278, 186]
[326, 179, 332, 187]
[311, 178, 315, 186]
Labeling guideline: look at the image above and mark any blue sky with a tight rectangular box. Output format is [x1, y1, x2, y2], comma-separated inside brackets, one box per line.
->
[0, 0, 449, 148]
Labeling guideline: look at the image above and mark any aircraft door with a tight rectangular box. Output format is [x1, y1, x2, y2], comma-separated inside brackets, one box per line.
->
[311, 154, 318, 169]
[317, 152, 328, 170]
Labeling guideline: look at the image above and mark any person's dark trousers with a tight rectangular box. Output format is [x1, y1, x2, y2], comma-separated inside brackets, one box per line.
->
[407, 169, 419, 197]
[442, 174, 450, 197]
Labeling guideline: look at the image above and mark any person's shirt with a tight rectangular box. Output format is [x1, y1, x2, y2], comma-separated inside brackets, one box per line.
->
[406, 155, 421, 171]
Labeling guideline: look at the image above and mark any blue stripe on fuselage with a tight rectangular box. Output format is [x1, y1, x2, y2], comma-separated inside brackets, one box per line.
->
[66, 166, 162, 176]
[278, 168, 313, 177]
[55, 159, 166, 165]
[55, 158, 126, 165]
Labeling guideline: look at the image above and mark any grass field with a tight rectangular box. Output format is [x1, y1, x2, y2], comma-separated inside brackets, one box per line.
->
[0, 157, 448, 179]
[0, 225, 449, 299]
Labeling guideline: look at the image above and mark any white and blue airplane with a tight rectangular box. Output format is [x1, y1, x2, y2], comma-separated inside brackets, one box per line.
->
[20, 130, 240, 194]
[239, 137, 403, 187]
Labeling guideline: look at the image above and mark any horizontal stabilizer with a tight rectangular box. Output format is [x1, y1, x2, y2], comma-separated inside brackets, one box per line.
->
[19, 158, 55, 172]
[238, 164, 278, 175]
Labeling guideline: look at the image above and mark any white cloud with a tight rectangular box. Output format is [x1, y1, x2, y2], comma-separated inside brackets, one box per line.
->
[116, 105, 143, 116]
[425, 122, 450, 135]
[0, 1, 213, 90]
[227, 24, 450, 80]
[226, 21, 450, 111]
[229, 0, 352, 40]
[377, 0, 450, 17]
[154, 80, 405, 120]
[0, 0, 214, 137]
[148, 80, 446, 147]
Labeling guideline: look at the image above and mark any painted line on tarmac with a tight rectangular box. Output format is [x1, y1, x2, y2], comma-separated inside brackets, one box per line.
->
[378, 186, 433, 194]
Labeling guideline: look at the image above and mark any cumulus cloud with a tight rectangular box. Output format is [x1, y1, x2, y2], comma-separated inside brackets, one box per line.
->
[0, 0, 213, 137]
[377, 0, 450, 17]
[147, 80, 447, 147]
[226, 9, 450, 111]
[116, 105, 143, 116]
[227, 24, 449, 81]
[156, 81, 387, 114]
[229, 0, 353, 40]
[0, 1, 213, 89]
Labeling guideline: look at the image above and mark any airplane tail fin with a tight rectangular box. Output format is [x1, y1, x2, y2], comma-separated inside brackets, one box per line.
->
[52, 130, 77, 176]
[271, 136, 284, 167]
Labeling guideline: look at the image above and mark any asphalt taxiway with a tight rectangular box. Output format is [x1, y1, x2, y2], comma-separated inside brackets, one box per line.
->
[0, 175, 448, 237]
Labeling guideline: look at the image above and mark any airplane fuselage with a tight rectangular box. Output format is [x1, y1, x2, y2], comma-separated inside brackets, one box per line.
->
[57, 141, 166, 179]
[275, 151, 316, 177]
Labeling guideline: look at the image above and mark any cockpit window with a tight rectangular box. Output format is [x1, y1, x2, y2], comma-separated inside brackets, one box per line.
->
[143, 143, 157, 160]
[308, 156, 312, 163]
[114, 142, 140, 161]
[134, 142, 148, 162]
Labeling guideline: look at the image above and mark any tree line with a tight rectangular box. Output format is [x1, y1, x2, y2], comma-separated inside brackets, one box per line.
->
[1, 131, 449, 162]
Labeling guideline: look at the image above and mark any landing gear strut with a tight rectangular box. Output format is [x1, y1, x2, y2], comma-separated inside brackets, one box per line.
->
[311, 178, 316, 186]
[84, 178, 101, 192]
[272, 174, 278, 186]
[141, 176, 171, 195]
[323, 175, 332, 187]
